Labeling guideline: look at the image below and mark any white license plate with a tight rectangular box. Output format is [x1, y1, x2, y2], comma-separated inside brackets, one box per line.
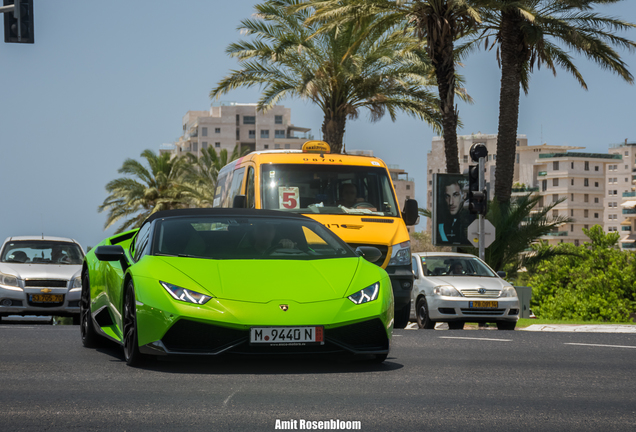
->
[250, 326, 324, 345]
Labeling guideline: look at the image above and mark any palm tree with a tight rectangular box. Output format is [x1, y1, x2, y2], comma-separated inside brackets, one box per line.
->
[466, 0, 636, 202]
[211, 0, 444, 154]
[181, 145, 247, 208]
[98, 150, 189, 233]
[304, 0, 480, 172]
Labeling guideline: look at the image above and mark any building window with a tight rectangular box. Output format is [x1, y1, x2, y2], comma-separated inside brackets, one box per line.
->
[571, 179, 574, 186]
[274, 143, 281, 149]
[594, 197, 599, 203]
[463, 155, 468, 163]
[584, 161, 589, 171]
[584, 224, 589, 229]
[553, 178, 559, 187]
[552, 210, 558, 218]
[570, 224, 574, 232]
[626, 178, 629, 183]
[570, 209, 574, 217]
[264, 144, 269, 149]
[552, 194, 559, 202]
[243, 116, 256, 124]
[215, 142, 220, 148]
[595, 166, 599, 171]
[202, 127, 208, 137]
[571, 193, 574, 201]
[516, 153, 519, 163]
[215, 128, 221, 134]
[261, 130, 270, 138]
[236, 114, 240, 125]
[595, 182, 599, 187]
[553, 161, 559, 170]
[406, 195, 410, 199]
[236, 128, 240, 140]
[275, 115, 283, 124]
[584, 194, 589, 203]
[594, 213, 599, 219]
[516, 140, 520, 147]
[202, 142, 207, 150]
[575, 240, 580, 247]
[275, 130, 285, 138]
[584, 178, 589, 187]
[249, 130, 255, 139]
[584, 209, 589, 218]
[406, 185, 411, 190]
[192, 142, 198, 152]
[571, 162, 574, 169]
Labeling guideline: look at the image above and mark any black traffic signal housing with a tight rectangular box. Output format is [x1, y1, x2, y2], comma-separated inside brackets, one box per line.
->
[467, 165, 488, 215]
[4, 0, 34, 44]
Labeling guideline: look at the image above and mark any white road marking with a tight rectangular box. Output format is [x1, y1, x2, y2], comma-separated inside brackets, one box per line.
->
[0, 326, 36, 329]
[439, 336, 512, 342]
[224, 390, 238, 406]
[565, 343, 636, 349]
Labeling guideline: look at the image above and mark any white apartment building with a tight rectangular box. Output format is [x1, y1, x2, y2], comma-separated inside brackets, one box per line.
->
[425, 133, 629, 246]
[163, 103, 313, 157]
[607, 141, 636, 250]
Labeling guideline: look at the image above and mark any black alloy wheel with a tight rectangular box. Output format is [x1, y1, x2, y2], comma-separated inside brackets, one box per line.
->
[123, 281, 148, 366]
[80, 272, 102, 347]
[416, 297, 435, 329]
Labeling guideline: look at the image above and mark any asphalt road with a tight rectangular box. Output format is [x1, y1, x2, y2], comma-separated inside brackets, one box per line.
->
[1, 324, 635, 432]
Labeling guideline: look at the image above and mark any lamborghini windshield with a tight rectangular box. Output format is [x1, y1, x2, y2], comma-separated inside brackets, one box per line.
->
[260, 164, 400, 216]
[152, 216, 356, 260]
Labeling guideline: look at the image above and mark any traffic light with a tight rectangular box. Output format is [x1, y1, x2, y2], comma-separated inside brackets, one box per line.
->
[4, 0, 34, 44]
[467, 165, 487, 215]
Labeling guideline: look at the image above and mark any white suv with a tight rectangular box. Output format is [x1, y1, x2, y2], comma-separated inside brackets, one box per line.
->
[409, 252, 519, 330]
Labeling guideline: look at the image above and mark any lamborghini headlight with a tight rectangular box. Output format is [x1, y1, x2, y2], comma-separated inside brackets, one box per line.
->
[160, 281, 212, 305]
[348, 282, 380, 305]
[388, 241, 411, 266]
[499, 286, 517, 298]
[0, 272, 21, 290]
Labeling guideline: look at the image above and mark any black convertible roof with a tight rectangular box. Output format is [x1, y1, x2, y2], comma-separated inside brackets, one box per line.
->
[144, 208, 312, 224]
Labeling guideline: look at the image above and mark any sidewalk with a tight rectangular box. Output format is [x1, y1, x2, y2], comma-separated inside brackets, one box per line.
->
[520, 324, 636, 333]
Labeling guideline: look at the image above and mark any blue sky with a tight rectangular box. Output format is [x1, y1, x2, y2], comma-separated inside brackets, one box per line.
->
[1, 0, 635, 249]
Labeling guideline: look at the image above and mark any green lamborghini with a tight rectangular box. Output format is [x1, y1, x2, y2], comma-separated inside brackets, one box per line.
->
[80, 209, 393, 365]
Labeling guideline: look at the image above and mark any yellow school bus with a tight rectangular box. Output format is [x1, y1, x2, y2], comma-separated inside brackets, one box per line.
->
[214, 141, 419, 328]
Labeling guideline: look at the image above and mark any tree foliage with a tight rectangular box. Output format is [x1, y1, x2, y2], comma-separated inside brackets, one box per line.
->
[526, 226, 636, 322]
[211, 0, 445, 153]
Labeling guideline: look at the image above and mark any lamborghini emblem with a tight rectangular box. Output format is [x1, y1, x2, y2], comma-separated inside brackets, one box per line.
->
[279, 305, 289, 312]
[41, 288, 52, 293]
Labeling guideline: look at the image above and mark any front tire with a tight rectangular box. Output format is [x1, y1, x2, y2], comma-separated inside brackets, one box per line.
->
[393, 301, 411, 329]
[416, 297, 435, 329]
[123, 281, 150, 367]
[80, 272, 104, 348]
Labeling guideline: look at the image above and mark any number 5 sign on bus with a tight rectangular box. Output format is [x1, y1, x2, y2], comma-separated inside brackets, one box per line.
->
[279, 187, 300, 210]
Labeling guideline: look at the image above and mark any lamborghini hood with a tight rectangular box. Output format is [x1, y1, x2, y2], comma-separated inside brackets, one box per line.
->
[154, 257, 361, 303]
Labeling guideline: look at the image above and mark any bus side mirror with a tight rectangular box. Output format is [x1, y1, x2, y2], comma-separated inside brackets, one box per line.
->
[233, 195, 247, 208]
[402, 199, 418, 226]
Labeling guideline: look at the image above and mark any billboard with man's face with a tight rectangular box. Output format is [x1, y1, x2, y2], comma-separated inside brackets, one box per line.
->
[432, 173, 475, 246]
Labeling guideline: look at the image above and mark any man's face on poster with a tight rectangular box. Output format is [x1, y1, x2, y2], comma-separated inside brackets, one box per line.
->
[444, 183, 463, 216]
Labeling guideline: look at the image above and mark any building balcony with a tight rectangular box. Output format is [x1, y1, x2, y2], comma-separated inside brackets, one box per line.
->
[511, 187, 540, 193]
[544, 231, 568, 237]
[623, 191, 636, 197]
[623, 208, 636, 215]
[622, 243, 636, 249]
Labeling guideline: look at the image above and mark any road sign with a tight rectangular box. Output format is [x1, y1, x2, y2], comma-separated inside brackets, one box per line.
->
[467, 219, 496, 248]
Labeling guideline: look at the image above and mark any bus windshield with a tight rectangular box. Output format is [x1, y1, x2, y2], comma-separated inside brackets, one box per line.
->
[261, 164, 400, 216]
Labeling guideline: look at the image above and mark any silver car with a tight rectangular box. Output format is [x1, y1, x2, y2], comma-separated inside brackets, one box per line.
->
[0, 236, 85, 324]
[409, 252, 520, 330]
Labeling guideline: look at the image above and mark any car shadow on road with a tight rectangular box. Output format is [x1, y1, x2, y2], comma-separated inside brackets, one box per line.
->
[94, 342, 403, 375]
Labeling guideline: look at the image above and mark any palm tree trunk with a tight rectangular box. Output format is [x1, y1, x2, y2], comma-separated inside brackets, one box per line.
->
[322, 113, 346, 154]
[494, 10, 524, 203]
[429, 17, 459, 174]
